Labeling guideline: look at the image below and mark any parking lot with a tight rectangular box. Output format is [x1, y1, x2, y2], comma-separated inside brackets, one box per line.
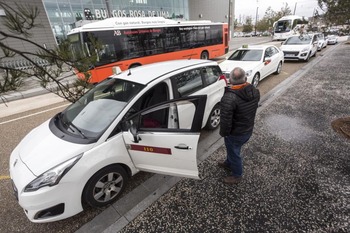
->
[0, 36, 343, 232]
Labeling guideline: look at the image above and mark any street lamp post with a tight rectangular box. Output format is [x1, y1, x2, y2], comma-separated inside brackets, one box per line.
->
[255, 6, 259, 35]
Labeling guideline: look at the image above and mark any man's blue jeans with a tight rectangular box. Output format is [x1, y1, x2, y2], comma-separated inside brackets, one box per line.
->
[224, 132, 252, 177]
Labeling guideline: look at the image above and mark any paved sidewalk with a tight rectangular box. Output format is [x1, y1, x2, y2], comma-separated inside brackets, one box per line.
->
[82, 40, 349, 232]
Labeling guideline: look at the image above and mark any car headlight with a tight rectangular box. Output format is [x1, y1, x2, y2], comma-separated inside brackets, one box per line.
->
[24, 154, 83, 192]
[301, 46, 310, 53]
[245, 70, 252, 77]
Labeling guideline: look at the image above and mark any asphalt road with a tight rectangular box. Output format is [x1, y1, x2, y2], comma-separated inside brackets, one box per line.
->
[0, 36, 324, 232]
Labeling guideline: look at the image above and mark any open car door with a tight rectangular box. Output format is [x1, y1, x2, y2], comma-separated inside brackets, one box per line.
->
[122, 95, 207, 179]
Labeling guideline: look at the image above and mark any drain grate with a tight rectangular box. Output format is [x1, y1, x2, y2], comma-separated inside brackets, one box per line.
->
[332, 117, 350, 139]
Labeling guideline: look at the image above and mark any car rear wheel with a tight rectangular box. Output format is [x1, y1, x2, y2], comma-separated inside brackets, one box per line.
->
[274, 61, 282, 75]
[200, 51, 209, 60]
[83, 165, 128, 208]
[205, 104, 220, 130]
[252, 73, 260, 87]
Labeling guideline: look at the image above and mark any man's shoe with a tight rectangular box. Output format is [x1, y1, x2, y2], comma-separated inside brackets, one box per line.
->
[218, 161, 231, 171]
[223, 176, 242, 185]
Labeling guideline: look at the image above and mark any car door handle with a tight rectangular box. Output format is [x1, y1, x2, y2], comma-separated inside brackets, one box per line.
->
[175, 144, 192, 150]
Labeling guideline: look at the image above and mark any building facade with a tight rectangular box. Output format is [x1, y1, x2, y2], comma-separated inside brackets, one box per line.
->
[0, 0, 234, 63]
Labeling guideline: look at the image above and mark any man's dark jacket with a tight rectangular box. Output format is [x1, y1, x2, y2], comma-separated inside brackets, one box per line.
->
[220, 83, 260, 137]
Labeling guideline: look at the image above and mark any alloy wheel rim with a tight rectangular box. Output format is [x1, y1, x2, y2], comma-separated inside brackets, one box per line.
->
[210, 109, 220, 127]
[93, 172, 123, 203]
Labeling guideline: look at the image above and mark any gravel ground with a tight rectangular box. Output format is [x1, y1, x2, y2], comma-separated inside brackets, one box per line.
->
[118, 43, 350, 232]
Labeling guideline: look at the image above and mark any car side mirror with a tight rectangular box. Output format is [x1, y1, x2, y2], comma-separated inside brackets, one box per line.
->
[264, 58, 272, 65]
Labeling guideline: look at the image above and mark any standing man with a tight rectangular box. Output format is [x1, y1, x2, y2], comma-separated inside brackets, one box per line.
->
[219, 67, 260, 185]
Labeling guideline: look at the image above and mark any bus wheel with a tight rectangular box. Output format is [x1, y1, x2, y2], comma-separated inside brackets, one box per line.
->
[129, 63, 141, 69]
[200, 51, 209, 60]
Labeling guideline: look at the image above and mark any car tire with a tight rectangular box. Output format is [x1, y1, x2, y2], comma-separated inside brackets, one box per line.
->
[312, 51, 317, 57]
[274, 61, 282, 75]
[200, 51, 209, 60]
[252, 73, 260, 87]
[205, 104, 220, 130]
[304, 53, 311, 62]
[83, 165, 128, 208]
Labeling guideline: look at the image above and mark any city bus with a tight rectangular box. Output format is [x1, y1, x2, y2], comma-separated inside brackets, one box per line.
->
[272, 15, 307, 41]
[67, 17, 229, 83]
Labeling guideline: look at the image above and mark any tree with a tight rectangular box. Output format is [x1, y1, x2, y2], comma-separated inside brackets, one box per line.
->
[242, 16, 253, 33]
[0, 1, 100, 104]
[318, 0, 350, 26]
[275, 3, 292, 19]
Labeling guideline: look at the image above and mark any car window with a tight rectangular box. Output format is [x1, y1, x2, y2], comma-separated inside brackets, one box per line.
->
[173, 69, 203, 97]
[271, 46, 279, 55]
[265, 47, 273, 57]
[126, 82, 169, 116]
[229, 49, 263, 61]
[202, 66, 221, 85]
[284, 36, 312, 45]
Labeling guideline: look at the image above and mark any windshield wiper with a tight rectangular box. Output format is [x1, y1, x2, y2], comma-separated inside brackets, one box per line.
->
[59, 113, 87, 139]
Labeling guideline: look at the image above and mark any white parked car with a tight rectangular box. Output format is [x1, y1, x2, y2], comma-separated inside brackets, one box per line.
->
[9, 59, 227, 222]
[327, 35, 338, 45]
[280, 34, 318, 62]
[315, 33, 327, 51]
[219, 45, 284, 87]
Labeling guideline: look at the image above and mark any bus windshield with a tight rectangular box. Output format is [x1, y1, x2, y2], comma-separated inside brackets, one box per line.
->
[274, 20, 292, 33]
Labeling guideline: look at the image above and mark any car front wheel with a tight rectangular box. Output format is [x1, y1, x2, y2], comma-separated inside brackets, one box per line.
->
[252, 73, 260, 87]
[274, 61, 282, 75]
[205, 104, 220, 130]
[83, 165, 128, 208]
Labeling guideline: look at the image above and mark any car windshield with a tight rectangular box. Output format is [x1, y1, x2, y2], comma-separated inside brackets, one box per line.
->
[284, 36, 312, 45]
[228, 49, 263, 61]
[60, 78, 144, 138]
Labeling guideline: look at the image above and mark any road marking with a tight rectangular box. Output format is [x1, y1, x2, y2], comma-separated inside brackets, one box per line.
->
[0, 175, 10, 180]
[0, 103, 69, 125]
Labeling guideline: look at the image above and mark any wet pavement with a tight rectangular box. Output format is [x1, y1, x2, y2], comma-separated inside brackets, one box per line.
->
[102, 40, 350, 232]
[1, 37, 349, 232]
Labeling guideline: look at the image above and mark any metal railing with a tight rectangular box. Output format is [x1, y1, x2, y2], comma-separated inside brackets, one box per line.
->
[0, 58, 49, 71]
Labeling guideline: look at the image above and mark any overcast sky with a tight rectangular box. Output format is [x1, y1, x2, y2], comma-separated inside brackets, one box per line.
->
[235, 0, 321, 21]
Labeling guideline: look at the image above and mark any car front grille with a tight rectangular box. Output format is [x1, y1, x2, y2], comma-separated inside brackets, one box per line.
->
[283, 51, 299, 56]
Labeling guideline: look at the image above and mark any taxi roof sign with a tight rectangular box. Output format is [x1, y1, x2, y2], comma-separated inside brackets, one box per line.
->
[242, 44, 248, 48]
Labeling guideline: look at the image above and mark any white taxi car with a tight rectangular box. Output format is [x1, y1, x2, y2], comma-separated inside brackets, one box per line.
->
[315, 33, 327, 51]
[280, 34, 318, 62]
[219, 45, 284, 87]
[9, 59, 227, 222]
